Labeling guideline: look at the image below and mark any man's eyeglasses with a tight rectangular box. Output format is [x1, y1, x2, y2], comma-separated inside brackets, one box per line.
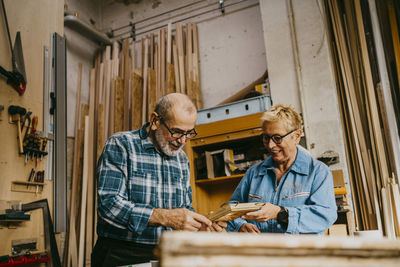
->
[260, 129, 297, 144]
[158, 116, 197, 139]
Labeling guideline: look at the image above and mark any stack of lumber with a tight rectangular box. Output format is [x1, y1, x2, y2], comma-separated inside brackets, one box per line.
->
[326, 0, 400, 238]
[64, 21, 204, 266]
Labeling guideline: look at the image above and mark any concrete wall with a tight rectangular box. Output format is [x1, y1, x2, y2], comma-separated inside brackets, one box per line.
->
[64, 0, 102, 137]
[260, 0, 350, 190]
[101, 0, 267, 108]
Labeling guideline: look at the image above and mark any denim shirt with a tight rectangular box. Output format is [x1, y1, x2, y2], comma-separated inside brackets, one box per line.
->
[227, 147, 337, 234]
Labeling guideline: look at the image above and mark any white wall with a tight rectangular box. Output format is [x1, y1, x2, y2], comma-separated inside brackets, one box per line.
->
[64, 0, 102, 137]
[101, 0, 267, 108]
[198, 4, 267, 108]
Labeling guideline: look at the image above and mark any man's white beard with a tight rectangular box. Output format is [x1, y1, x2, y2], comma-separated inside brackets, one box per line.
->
[155, 128, 183, 156]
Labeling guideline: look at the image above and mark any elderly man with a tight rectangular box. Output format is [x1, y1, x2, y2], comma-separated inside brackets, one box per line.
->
[92, 93, 225, 267]
[227, 104, 337, 234]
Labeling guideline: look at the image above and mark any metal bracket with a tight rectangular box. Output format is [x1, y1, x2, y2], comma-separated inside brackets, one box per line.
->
[219, 0, 225, 14]
[131, 23, 136, 41]
[22, 199, 61, 267]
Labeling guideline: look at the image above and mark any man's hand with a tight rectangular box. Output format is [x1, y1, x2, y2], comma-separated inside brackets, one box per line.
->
[208, 221, 228, 232]
[239, 223, 260, 233]
[241, 203, 281, 222]
[149, 208, 212, 231]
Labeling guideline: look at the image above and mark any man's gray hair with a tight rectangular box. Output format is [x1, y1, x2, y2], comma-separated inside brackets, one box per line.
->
[154, 93, 196, 121]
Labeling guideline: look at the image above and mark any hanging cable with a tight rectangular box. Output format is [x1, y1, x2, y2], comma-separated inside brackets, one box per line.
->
[110, 0, 256, 40]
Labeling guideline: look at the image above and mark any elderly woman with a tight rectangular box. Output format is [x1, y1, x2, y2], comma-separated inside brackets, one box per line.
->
[226, 104, 337, 234]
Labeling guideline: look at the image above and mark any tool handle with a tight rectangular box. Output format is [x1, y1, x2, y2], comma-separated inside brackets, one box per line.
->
[17, 119, 24, 153]
[32, 116, 38, 134]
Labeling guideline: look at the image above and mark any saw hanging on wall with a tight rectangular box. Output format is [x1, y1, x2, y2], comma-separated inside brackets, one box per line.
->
[0, 0, 27, 95]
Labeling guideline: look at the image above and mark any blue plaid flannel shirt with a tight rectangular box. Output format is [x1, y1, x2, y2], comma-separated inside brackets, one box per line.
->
[96, 123, 194, 245]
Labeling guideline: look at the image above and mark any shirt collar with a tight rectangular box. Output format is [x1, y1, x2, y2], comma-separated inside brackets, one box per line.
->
[139, 122, 155, 151]
[261, 146, 310, 175]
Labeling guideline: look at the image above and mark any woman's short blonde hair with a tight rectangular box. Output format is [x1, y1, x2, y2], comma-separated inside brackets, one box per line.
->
[261, 104, 303, 131]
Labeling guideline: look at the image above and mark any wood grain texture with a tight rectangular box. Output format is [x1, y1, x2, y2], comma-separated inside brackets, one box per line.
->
[122, 38, 132, 131]
[114, 77, 124, 133]
[131, 69, 143, 130]
[148, 68, 157, 116]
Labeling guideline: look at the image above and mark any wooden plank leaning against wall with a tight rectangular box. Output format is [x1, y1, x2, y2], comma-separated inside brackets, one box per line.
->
[325, 0, 400, 237]
[65, 21, 204, 265]
[0, 0, 64, 258]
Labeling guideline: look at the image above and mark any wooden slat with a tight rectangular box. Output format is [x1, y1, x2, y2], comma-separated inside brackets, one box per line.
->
[97, 61, 105, 161]
[389, 180, 400, 236]
[192, 22, 202, 109]
[167, 22, 172, 64]
[131, 39, 136, 70]
[382, 187, 396, 238]
[122, 38, 131, 131]
[161, 28, 166, 95]
[167, 23, 174, 94]
[67, 62, 82, 267]
[355, 0, 389, 189]
[187, 23, 193, 82]
[157, 31, 161, 99]
[96, 104, 104, 159]
[103, 46, 111, 139]
[148, 68, 157, 116]
[150, 33, 154, 69]
[141, 38, 145, 77]
[176, 22, 186, 94]
[78, 116, 89, 267]
[131, 68, 143, 130]
[167, 63, 175, 94]
[142, 37, 149, 124]
[173, 39, 181, 93]
[85, 68, 96, 266]
[388, 1, 400, 93]
[114, 77, 124, 132]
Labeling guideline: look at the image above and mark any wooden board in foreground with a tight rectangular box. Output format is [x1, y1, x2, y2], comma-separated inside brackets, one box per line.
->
[160, 232, 400, 267]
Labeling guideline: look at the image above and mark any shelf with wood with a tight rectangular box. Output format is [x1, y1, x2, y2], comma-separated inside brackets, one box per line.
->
[195, 174, 244, 185]
[186, 112, 265, 215]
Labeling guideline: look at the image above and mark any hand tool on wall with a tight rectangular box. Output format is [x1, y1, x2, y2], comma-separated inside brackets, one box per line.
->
[0, 0, 27, 95]
[21, 111, 32, 140]
[8, 105, 26, 154]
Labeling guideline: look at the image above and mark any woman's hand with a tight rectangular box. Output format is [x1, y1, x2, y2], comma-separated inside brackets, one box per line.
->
[241, 203, 281, 222]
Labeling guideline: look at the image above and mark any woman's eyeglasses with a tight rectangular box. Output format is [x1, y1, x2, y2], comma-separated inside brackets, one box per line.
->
[260, 129, 296, 144]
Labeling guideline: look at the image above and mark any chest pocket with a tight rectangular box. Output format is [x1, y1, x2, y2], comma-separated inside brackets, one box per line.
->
[129, 171, 159, 207]
[281, 191, 310, 206]
[171, 175, 186, 209]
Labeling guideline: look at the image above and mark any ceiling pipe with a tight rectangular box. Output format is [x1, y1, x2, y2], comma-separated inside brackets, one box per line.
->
[64, 14, 112, 45]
